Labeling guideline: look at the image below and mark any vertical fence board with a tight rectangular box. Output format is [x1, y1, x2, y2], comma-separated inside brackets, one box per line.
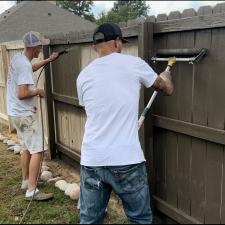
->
[205, 143, 223, 224]
[0, 46, 8, 125]
[153, 34, 168, 117]
[207, 29, 225, 130]
[190, 138, 207, 223]
[165, 130, 178, 208]
[176, 12, 195, 213]
[138, 22, 156, 203]
[191, 31, 209, 221]
[55, 103, 70, 148]
[221, 150, 225, 223]
[68, 107, 85, 154]
[164, 31, 180, 119]
[164, 12, 181, 210]
[190, 7, 213, 223]
[154, 128, 167, 201]
[152, 33, 168, 206]
[177, 133, 192, 215]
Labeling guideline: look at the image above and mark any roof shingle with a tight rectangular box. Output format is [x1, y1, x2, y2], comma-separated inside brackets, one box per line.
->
[0, 1, 97, 43]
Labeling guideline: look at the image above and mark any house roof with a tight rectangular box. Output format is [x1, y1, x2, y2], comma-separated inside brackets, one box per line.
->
[0, 1, 97, 43]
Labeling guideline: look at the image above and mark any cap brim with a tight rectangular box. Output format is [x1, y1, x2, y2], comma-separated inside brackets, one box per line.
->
[122, 38, 129, 44]
[40, 38, 50, 46]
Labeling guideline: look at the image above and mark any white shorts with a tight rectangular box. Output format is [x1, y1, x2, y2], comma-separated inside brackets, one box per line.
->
[10, 114, 47, 154]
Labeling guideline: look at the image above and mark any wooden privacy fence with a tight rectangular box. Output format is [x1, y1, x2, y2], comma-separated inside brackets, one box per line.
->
[145, 4, 225, 225]
[0, 45, 9, 125]
[1, 2, 225, 224]
[42, 3, 225, 224]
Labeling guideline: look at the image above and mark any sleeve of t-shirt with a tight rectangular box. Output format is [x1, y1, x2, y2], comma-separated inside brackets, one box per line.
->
[135, 57, 158, 88]
[16, 61, 34, 86]
[77, 77, 84, 107]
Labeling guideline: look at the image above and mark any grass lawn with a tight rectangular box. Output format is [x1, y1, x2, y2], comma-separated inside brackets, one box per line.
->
[0, 125, 127, 224]
[0, 142, 81, 224]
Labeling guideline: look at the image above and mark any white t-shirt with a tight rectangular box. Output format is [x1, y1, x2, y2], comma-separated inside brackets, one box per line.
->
[7, 53, 36, 117]
[77, 53, 158, 166]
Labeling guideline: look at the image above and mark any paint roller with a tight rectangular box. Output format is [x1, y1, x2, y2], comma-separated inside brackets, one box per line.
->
[138, 48, 207, 128]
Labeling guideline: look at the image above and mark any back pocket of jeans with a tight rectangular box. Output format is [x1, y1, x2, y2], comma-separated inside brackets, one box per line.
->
[115, 165, 147, 193]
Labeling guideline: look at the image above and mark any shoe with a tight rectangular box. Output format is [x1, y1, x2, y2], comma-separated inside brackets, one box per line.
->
[25, 191, 53, 201]
[21, 180, 44, 191]
[21, 180, 28, 190]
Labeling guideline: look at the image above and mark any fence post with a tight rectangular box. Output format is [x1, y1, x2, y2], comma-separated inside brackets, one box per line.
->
[43, 45, 57, 159]
[0, 45, 14, 131]
[0, 45, 9, 82]
[138, 21, 156, 208]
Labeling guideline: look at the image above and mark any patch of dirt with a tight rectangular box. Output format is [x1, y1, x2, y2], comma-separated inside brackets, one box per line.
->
[46, 158, 80, 183]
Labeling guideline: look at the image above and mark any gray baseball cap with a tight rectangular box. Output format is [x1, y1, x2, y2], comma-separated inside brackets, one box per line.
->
[23, 31, 50, 47]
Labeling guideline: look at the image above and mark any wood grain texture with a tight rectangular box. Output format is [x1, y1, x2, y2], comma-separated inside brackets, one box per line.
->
[190, 27, 211, 220]
[154, 12, 225, 34]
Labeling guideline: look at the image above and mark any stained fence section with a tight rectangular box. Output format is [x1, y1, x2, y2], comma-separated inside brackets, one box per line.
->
[147, 3, 225, 224]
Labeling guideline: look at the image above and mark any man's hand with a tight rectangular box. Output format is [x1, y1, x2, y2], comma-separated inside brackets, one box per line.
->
[159, 70, 172, 81]
[153, 71, 174, 96]
[37, 89, 45, 98]
[49, 52, 59, 62]
[32, 52, 60, 72]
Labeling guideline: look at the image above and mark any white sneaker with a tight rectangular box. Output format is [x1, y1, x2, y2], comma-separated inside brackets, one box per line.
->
[25, 189, 53, 201]
[21, 180, 28, 190]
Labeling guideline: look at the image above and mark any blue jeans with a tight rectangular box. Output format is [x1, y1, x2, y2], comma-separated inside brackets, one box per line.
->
[80, 162, 152, 224]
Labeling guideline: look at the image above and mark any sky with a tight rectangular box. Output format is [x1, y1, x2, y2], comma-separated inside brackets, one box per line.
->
[0, 1, 225, 18]
[92, 1, 225, 18]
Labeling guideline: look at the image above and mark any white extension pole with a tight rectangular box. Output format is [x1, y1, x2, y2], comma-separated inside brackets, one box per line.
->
[138, 58, 175, 129]
[138, 91, 158, 128]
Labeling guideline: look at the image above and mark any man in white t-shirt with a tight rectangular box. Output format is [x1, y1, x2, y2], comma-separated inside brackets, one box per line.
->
[7, 31, 59, 201]
[77, 23, 174, 224]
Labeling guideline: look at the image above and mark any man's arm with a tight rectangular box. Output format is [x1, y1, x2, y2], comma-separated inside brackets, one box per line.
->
[32, 52, 59, 72]
[17, 85, 45, 100]
[153, 71, 174, 96]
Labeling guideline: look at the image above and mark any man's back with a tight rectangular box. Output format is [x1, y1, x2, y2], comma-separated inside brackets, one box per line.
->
[77, 53, 157, 166]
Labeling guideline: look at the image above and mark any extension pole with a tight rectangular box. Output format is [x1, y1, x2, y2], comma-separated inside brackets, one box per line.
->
[138, 57, 176, 128]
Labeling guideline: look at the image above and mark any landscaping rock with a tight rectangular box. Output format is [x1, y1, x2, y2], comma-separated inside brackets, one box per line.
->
[7, 140, 15, 147]
[55, 180, 69, 191]
[41, 166, 50, 172]
[40, 171, 53, 181]
[65, 183, 79, 196]
[47, 177, 62, 184]
[68, 186, 80, 200]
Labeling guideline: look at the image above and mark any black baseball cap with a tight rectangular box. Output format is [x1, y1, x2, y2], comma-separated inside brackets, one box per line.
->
[93, 23, 129, 45]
